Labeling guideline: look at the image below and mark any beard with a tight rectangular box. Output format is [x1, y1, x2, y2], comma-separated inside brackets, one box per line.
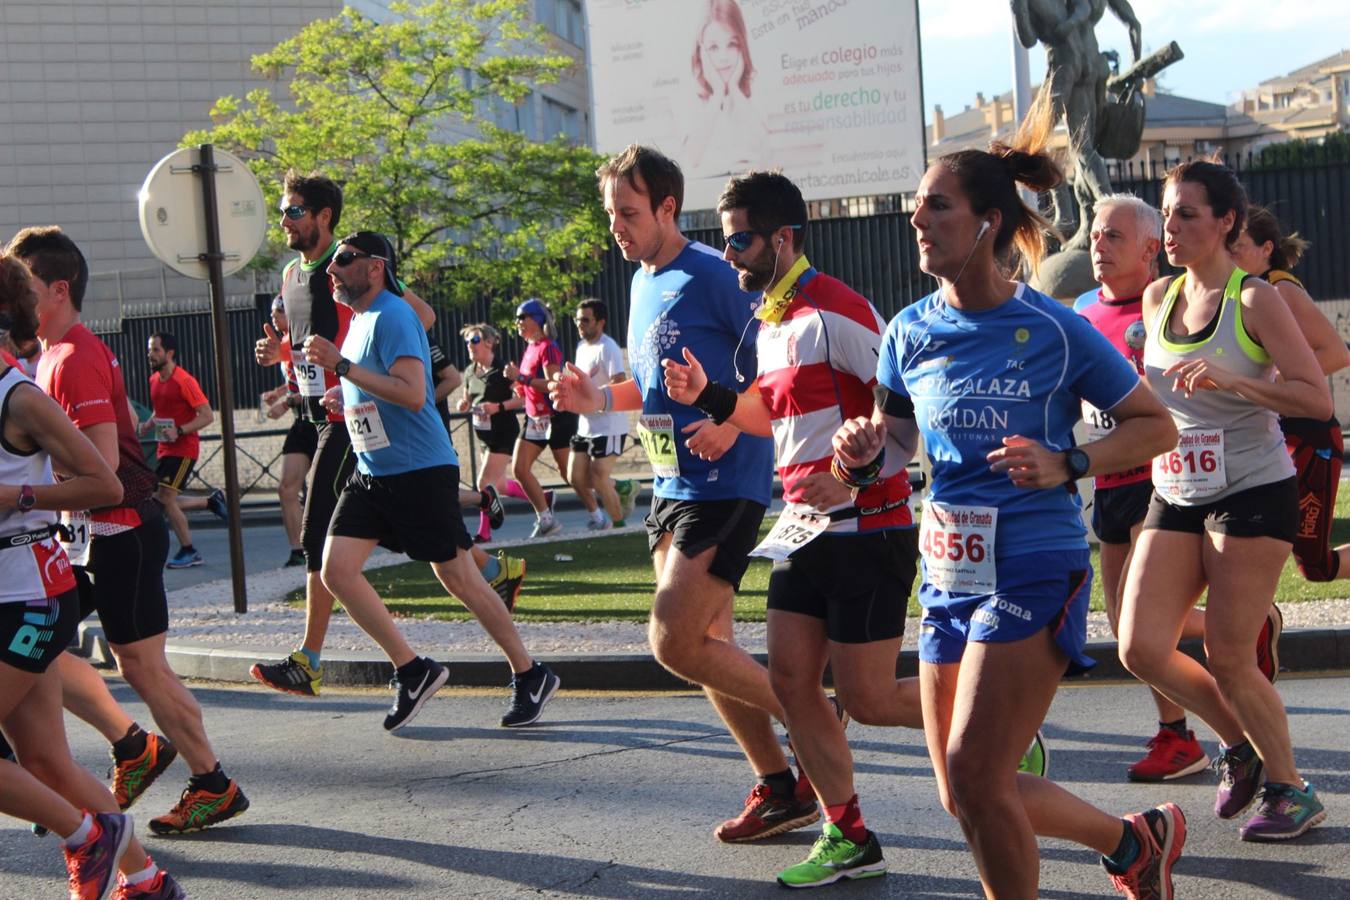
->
[735, 247, 777, 292]
[286, 224, 319, 253]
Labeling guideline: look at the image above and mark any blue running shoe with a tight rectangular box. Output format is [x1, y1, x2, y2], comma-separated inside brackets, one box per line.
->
[165, 548, 203, 569]
[206, 489, 228, 521]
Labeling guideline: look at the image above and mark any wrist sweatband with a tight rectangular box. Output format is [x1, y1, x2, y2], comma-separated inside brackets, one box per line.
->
[831, 447, 885, 489]
[599, 385, 613, 414]
[693, 380, 738, 425]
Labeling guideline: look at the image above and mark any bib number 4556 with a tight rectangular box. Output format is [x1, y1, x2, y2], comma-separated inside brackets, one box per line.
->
[920, 529, 986, 563]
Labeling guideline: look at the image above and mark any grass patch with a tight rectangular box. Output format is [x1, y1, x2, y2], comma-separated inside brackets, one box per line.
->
[290, 491, 1350, 622]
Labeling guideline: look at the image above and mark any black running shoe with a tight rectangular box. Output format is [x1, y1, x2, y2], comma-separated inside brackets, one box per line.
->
[500, 663, 560, 727]
[481, 484, 506, 529]
[384, 658, 449, 732]
[284, 548, 306, 568]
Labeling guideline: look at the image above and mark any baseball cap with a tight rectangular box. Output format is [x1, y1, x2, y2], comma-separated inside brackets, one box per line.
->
[515, 298, 549, 326]
[338, 231, 403, 297]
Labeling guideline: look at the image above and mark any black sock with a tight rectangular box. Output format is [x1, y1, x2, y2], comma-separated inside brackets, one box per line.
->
[1226, 739, 1256, 760]
[396, 657, 428, 684]
[514, 660, 542, 679]
[759, 769, 796, 799]
[188, 763, 229, 794]
[1159, 717, 1188, 738]
[479, 491, 491, 509]
[111, 724, 148, 761]
[1103, 820, 1140, 874]
[181, 545, 196, 554]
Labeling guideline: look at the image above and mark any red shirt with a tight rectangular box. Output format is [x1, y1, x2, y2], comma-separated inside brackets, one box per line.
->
[1078, 293, 1149, 489]
[519, 338, 563, 418]
[149, 365, 209, 459]
[37, 323, 151, 528]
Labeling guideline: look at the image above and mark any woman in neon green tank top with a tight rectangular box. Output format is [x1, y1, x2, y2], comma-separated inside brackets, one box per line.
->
[1120, 161, 1331, 843]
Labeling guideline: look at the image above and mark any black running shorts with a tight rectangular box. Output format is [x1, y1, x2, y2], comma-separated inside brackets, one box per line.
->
[301, 422, 356, 573]
[1091, 480, 1153, 545]
[644, 496, 767, 590]
[570, 434, 627, 459]
[1143, 476, 1298, 543]
[522, 411, 578, 451]
[766, 528, 918, 644]
[328, 464, 473, 564]
[0, 588, 79, 674]
[474, 416, 520, 456]
[155, 455, 196, 492]
[76, 513, 170, 646]
[282, 417, 319, 459]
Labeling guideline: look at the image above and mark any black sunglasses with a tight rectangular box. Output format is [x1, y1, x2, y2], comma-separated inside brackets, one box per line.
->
[279, 204, 311, 220]
[333, 250, 387, 267]
[724, 224, 803, 253]
[466, 335, 483, 345]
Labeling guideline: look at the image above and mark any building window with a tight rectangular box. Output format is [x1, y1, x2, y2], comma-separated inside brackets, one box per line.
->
[536, 0, 585, 45]
[493, 92, 536, 140]
[542, 97, 581, 143]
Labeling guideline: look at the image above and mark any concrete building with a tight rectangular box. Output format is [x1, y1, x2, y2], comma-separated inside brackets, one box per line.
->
[1236, 48, 1350, 149]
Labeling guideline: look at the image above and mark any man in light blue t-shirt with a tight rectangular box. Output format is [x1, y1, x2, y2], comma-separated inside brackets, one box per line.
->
[302, 231, 558, 733]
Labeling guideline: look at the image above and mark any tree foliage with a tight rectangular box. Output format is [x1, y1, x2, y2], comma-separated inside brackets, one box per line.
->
[1250, 131, 1350, 170]
[183, 0, 609, 312]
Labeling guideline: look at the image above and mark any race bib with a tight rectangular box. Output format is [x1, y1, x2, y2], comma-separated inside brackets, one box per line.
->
[1081, 400, 1116, 443]
[637, 414, 680, 478]
[525, 414, 551, 441]
[1153, 428, 1226, 499]
[919, 502, 997, 592]
[59, 510, 92, 568]
[750, 507, 829, 562]
[471, 405, 491, 430]
[294, 360, 325, 397]
[151, 417, 176, 443]
[344, 401, 390, 452]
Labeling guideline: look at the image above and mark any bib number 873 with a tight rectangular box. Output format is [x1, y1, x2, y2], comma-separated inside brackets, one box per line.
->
[921, 529, 986, 563]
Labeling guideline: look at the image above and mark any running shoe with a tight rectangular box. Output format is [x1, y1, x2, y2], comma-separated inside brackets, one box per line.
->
[615, 478, 638, 521]
[529, 514, 562, 538]
[250, 651, 322, 697]
[110, 733, 178, 810]
[489, 551, 526, 612]
[1256, 603, 1283, 683]
[777, 822, 886, 888]
[1214, 745, 1264, 818]
[206, 489, 228, 521]
[544, 489, 556, 515]
[586, 515, 612, 531]
[714, 783, 819, 843]
[482, 485, 506, 529]
[164, 548, 202, 569]
[284, 548, 306, 568]
[1240, 781, 1326, 842]
[1127, 728, 1209, 782]
[114, 866, 186, 899]
[1018, 730, 1050, 778]
[473, 533, 491, 544]
[500, 663, 561, 727]
[384, 657, 449, 732]
[1104, 802, 1186, 900]
[149, 779, 249, 835]
[64, 811, 133, 900]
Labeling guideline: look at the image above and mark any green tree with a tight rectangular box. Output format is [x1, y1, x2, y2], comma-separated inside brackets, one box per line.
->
[184, 0, 608, 311]
[1249, 131, 1350, 170]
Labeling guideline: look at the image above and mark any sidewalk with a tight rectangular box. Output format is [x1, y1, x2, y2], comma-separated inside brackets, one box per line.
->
[83, 493, 1350, 689]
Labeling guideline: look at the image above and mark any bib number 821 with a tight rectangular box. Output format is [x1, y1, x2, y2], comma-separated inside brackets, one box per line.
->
[921, 529, 986, 563]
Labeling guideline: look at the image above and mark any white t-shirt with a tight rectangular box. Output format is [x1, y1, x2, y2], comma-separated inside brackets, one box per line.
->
[576, 334, 629, 438]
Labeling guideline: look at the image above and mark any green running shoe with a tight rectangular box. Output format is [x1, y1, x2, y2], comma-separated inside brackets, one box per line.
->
[1018, 730, 1049, 777]
[776, 822, 886, 889]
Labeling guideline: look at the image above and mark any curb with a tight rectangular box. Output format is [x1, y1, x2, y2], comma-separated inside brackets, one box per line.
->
[77, 625, 1350, 691]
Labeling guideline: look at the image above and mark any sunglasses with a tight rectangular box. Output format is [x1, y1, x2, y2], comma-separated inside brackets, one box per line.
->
[333, 250, 388, 267]
[466, 335, 483, 345]
[724, 224, 802, 253]
[279, 204, 310, 220]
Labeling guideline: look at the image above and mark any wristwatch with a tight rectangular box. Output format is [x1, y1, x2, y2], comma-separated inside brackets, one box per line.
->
[334, 358, 352, 378]
[17, 484, 36, 512]
[1064, 448, 1091, 483]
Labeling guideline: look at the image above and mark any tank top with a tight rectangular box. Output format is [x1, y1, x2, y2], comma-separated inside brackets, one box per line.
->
[1144, 269, 1293, 504]
[0, 368, 76, 603]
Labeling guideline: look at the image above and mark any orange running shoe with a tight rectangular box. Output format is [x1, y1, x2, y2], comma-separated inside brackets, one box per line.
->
[148, 780, 249, 835]
[110, 733, 178, 811]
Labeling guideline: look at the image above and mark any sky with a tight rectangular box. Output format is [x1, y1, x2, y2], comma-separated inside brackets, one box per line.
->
[917, 0, 1350, 118]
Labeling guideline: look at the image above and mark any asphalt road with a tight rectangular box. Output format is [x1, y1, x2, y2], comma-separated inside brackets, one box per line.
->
[3, 675, 1347, 898]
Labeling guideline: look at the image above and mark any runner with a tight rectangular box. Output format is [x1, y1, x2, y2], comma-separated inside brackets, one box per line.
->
[302, 231, 558, 729]
[569, 299, 635, 530]
[503, 299, 571, 538]
[553, 146, 804, 844]
[0, 252, 184, 900]
[259, 295, 316, 568]
[662, 171, 922, 887]
[834, 105, 1186, 897]
[11, 225, 249, 838]
[457, 323, 519, 543]
[140, 332, 227, 569]
[1119, 160, 1330, 842]
[1232, 205, 1350, 583]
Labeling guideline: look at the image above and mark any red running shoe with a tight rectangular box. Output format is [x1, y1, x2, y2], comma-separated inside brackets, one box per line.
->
[1106, 803, 1186, 900]
[713, 784, 818, 843]
[1127, 728, 1210, 782]
[64, 811, 133, 900]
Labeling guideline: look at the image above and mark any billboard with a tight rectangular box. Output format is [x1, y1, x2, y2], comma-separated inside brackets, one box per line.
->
[584, 0, 926, 211]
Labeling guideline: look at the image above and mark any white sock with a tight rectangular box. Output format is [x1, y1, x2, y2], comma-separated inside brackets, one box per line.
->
[122, 859, 159, 886]
[590, 508, 605, 524]
[62, 812, 94, 848]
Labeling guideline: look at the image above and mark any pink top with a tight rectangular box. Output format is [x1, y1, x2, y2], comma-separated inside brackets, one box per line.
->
[519, 338, 562, 418]
[1079, 292, 1149, 489]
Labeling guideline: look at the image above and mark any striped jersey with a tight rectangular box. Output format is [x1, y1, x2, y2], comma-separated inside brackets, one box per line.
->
[755, 261, 912, 533]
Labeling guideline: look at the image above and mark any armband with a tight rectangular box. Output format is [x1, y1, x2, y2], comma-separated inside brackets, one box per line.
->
[693, 380, 738, 425]
[878, 387, 915, 419]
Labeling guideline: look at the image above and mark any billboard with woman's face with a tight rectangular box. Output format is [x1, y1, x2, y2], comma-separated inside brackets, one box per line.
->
[585, 0, 925, 210]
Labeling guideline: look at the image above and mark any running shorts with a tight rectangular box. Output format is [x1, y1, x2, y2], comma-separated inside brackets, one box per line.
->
[766, 528, 918, 643]
[522, 411, 578, 451]
[644, 496, 767, 591]
[474, 416, 520, 456]
[570, 434, 627, 459]
[1091, 480, 1153, 545]
[282, 417, 319, 459]
[76, 512, 171, 646]
[300, 422, 356, 573]
[155, 456, 196, 492]
[0, 588, 79, 674]
[328, 464, 473, 564]
[918, 549, 1094, 673]
[1143, 476, 1298, 543]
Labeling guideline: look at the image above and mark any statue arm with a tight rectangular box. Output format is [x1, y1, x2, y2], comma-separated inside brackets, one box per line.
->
[1107, 0, 1143, 60]
[1010, 0, 1038, 49]
[1054, 0, 1094, 40]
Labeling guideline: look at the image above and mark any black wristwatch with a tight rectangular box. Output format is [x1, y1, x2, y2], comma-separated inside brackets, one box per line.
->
[17, 484, 36, 512]
[334, 358, 352, 378]
[1064, 448, 1090, 483]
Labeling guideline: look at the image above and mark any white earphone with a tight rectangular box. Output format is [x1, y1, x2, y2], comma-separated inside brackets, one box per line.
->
[976, 220, 992, 240]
